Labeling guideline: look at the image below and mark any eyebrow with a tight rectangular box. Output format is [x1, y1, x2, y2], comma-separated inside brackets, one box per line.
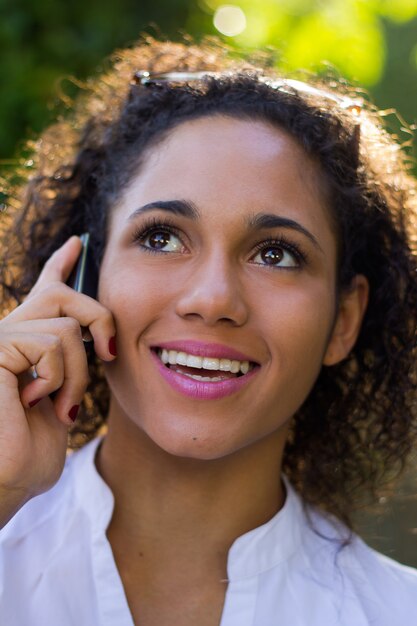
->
[127, 200, 322, 252]
[127, 200, 200, 222]
[248, 213, 323, 252]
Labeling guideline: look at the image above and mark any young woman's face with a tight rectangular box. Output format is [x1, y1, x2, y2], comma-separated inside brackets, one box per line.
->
[99, 116, 342, 460]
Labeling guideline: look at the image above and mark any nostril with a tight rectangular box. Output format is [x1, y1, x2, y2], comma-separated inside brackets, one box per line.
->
[174, 283, 249, 327]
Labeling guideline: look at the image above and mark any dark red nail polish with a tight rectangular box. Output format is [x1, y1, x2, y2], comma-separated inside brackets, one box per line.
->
[68, 405, 80, 422]
[109, 336, 117, 356]
[29, 399, 41, 408]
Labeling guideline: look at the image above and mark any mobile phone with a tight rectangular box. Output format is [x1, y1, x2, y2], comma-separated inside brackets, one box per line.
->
[66, 233, 99, 347]
[66, 233, 99, 299]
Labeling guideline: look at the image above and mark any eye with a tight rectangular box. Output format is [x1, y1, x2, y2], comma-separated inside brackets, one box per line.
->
[132, 218, 186, 254]
[142, 228, 183, 252]
[251, 239, 303, 269]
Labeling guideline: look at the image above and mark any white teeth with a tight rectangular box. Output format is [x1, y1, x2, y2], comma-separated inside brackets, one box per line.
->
[230, 360, 240, 374]
[186, 354, 203, 369]
[172, 368, 224, 382]
[240, 361, 250, 375]
[176, 351, 188, 366]
[202, 357, 220, 370]
[157, 349, 253, 374]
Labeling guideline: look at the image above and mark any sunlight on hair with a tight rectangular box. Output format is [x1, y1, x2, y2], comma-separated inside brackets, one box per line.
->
[213, 5, 247, 36]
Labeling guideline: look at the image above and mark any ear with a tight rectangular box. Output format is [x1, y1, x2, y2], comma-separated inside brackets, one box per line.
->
[323, 275, 369, 366]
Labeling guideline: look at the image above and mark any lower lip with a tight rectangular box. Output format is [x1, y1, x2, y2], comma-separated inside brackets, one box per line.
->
[150, 351, 259, 400]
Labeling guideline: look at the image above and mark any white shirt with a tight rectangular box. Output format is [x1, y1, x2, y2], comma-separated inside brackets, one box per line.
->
[0, 436, 416, 626]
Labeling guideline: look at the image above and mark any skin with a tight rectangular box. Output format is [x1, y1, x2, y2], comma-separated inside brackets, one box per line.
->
[94, 116, 368, 625]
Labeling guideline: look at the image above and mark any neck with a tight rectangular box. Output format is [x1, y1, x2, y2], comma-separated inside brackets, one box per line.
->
[96, 398, 288, 575]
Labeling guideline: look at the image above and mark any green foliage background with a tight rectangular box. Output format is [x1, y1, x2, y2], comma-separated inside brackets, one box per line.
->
[2, 0, 417, 161]
[1, 0, 416, 564]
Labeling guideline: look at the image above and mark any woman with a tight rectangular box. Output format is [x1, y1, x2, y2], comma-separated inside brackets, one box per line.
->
[0, 38, 416, 625]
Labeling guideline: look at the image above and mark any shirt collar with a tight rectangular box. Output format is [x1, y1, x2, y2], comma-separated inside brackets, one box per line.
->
[71, 435, 115, 537]
[226, 475, 304, 581]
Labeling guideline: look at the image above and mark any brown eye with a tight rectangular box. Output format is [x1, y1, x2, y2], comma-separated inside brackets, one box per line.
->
[149, 231, 170, 249]
[251, 242, 299, 268]
[261, 247, 284, 265]
[142, 229, 183, 252]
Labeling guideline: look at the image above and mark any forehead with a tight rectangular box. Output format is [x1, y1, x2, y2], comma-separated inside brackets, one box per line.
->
[113, 115, 334, 241]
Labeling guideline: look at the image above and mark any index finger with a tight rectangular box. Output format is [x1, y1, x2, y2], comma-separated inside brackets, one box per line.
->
[28, 236, 83, 299]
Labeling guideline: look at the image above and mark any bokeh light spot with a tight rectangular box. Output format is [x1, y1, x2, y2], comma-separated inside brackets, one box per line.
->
[213, 5, 247, 37]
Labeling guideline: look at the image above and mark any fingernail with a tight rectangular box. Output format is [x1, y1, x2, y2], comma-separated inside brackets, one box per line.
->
[68, 405, 80, 422]
[109, 336, 117, 356]
[29, 399, 41, 408]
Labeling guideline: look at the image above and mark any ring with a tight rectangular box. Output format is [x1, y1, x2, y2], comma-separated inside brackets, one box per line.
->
[81, 327, 93, 342]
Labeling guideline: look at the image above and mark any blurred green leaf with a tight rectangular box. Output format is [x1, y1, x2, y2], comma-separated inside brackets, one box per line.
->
[283, 10, 384, 84]
[378, 0, 417, 22]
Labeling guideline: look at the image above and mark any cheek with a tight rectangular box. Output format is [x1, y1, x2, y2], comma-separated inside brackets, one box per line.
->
[98, 256, 174, 331]
[258, 280, 336, 366]
[242, 283, 335, 435]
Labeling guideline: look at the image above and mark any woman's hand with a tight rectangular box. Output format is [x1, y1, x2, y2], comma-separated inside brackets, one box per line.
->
[0, 236, 116, 528]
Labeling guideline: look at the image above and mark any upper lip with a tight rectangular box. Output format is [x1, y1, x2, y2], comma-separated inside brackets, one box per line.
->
[151, 340, 259, 364]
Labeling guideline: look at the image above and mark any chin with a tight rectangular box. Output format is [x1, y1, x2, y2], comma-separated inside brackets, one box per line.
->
[144, 417, 245, 462]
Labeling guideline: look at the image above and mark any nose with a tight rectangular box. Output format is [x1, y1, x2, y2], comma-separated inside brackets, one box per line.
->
[175, 251, 249, 327]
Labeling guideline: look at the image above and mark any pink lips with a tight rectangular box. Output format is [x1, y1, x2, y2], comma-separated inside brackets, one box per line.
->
[150, 340, 260, 400]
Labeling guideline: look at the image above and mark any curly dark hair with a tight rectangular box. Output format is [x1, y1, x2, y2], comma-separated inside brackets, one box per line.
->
[1, 37, 416, 529]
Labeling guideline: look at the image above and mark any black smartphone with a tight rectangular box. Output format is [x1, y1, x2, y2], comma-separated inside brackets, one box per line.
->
[66, 233, 99, 299]
[65, 232, 99, 348]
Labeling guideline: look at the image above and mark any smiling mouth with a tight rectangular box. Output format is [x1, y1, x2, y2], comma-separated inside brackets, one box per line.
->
[154, 348, 257, 382]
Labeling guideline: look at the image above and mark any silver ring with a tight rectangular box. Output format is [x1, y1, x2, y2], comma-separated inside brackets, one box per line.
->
[81, 328, 93, 342]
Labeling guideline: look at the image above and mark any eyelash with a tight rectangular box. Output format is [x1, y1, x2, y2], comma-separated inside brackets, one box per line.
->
[131, 217, 308, 268]
[251, 237, 308, 268]
[132, 216, 183, 253]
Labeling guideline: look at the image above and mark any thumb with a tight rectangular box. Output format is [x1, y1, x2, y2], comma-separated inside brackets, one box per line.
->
[28, 236, 83, 298]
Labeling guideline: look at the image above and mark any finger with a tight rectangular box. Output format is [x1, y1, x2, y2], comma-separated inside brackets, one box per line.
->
[1, 323, 88, 426]
[1, 332, 67, 424]
[27, 236, 83, 299]
[18, 318, 90, 423]
[6, 284, 117, 362]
